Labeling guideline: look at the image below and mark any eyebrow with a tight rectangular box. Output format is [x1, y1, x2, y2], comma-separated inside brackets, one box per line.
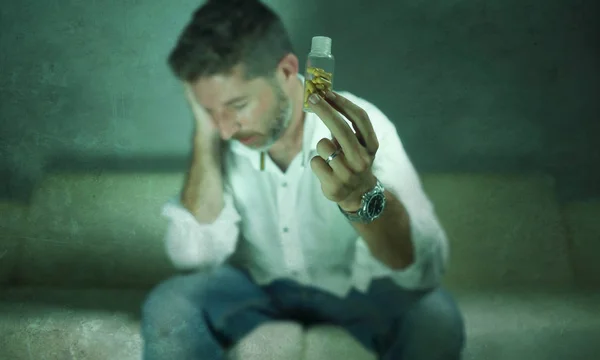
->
[205, 95, 248, 113]
[224, 96, 248, 106]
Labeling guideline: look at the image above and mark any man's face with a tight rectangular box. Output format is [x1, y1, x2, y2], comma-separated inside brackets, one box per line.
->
[191, 64, 293, 151]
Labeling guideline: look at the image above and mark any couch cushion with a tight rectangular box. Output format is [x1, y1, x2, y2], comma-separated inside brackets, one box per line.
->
[303, 325, 376, 360]
[421, 173, 574, 289]
[227, 322, 304, 360]
[562, 199, 600, 288]
[18, 172, 183, 287]
[2, 288, 599, 360]
[0, 202, 29, 285]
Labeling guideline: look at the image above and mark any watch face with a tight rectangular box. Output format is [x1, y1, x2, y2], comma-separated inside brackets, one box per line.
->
[366, 193, 385, 217]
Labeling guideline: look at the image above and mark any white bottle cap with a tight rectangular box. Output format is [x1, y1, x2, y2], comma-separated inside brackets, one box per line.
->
[310, 36, 332, 55]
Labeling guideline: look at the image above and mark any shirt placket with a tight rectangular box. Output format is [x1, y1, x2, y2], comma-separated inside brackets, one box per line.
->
[277, 174, 306, 279]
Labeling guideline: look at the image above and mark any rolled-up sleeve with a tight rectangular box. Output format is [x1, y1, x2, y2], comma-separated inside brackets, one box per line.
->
[161, 185, 241, 271]
[352, 107, 449, 290]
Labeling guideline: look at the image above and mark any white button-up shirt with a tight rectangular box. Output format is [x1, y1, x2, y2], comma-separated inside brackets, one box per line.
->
[162, 86, 449, 297]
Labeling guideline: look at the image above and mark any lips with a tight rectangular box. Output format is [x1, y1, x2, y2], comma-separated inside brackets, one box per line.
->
[239, 136, 256, 145]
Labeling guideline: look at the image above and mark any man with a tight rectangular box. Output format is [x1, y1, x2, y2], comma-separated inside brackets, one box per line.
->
[141, 0, 465, 359]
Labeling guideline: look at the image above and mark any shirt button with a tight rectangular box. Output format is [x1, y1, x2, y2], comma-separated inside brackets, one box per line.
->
[282, 227, 289, 233]
[282, 182, 287, 187]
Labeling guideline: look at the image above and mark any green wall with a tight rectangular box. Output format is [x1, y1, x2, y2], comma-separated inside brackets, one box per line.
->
[0, 0, 598, 202]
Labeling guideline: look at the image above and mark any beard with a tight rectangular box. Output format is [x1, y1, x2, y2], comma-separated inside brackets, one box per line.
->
[250, 79, 294, 152]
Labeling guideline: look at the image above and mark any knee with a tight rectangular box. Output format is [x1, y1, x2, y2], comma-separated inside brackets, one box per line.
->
[203, 265, 250, 295]
[141, 273, 210, 337]
[200, 266, 262, 322]
[398, 288, 465, 357]
[140, 266, 247, 335]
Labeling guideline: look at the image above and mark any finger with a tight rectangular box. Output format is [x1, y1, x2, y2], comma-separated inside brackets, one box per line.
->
[310, 156, 347, 203]
[324, 91, 379, 155]
[332, 136, 340, 148]
[184, 83, 198, 106]
[315, 138, 353, 182]
[184, 83, 209, 118]
[308, 93, 364, 165]
[310, 155, 337, 186]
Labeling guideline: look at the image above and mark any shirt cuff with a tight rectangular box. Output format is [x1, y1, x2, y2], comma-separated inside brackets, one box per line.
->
[161, 194, 241, 269]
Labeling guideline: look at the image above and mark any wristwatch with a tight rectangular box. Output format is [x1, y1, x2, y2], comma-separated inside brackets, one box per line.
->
[338, 179, 386, 224]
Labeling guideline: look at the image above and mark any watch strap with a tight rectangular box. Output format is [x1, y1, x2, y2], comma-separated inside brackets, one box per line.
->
[338, 179, 385, 223]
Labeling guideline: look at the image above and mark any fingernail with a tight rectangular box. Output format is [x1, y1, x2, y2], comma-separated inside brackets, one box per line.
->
[309, 93, 321, 104]
[325, 91, 336, 100]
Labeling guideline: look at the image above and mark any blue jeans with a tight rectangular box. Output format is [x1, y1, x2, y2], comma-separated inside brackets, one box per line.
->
[141, 265, 465, 360]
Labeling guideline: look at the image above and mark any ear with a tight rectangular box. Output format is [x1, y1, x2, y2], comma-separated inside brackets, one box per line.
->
[277, 53, 299, 81]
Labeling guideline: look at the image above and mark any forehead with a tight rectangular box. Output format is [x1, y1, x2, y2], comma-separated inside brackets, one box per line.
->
[191, 65, 262, 108]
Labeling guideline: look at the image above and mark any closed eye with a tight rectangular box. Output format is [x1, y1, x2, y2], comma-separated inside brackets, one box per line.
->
[231, 103, 247, 110]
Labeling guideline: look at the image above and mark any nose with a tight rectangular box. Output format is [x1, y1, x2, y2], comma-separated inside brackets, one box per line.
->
[213, 111, 240, 140]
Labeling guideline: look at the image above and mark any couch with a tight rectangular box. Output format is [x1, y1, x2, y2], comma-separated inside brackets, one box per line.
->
[1, 172, 599, 359]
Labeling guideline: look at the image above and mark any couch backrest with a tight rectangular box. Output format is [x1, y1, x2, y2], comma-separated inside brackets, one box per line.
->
[2, 172, 593, 290]
[422, 173, 574, 290]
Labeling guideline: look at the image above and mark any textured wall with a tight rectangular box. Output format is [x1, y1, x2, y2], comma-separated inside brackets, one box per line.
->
[0, 0, 598, 202]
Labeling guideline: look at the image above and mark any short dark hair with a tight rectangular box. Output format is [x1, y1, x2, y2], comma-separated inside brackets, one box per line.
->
[168, 0, 295, 83]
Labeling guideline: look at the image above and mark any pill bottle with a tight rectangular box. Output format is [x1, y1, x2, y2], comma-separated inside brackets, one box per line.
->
[303, 36, 335, 113]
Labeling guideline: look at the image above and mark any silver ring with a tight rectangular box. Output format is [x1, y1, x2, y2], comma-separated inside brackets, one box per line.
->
[325, 148, 342, 165]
